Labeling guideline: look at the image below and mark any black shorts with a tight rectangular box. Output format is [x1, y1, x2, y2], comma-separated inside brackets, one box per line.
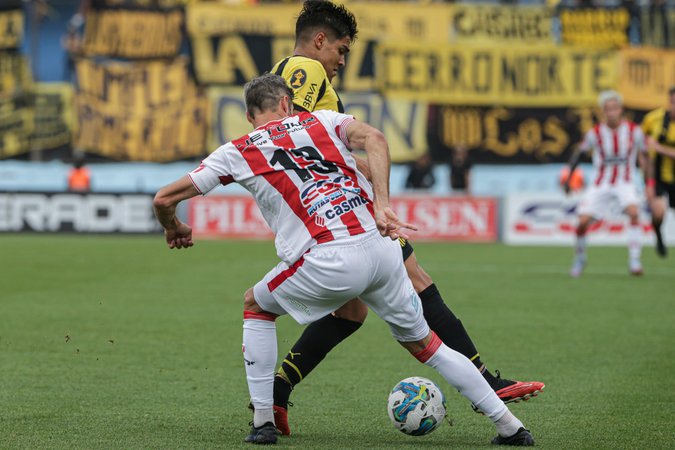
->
[655, 181, 675, 209]
[399, 238, 414, 261]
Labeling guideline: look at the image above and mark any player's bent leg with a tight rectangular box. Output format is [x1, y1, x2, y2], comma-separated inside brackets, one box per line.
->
[273, 300, 366, 436]
[650, 196, 667, 257]
[243, 288, 279, 445]
[333, 297, 369, 322]
[625, 204, 643, 275]
[402, 250, 434, 293]
[571, 214, 593, 277]
[398, 332, 534, 446]
[404, 250, 544, 404]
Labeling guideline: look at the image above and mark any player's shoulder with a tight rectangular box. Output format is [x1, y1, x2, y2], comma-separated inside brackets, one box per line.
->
[623, 119, 642, 130]
[275, 56, 327, 83]
[643, 107, 665, 125]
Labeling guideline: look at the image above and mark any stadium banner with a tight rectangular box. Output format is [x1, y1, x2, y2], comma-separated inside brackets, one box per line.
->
[0, 50, 32, 97]
[558, 7, 630, 48]
[0, 94, 32, 159]
[374, 43, 617, 107]
[207, 88, 428, 163]
[189, 195, 497, 242]
[0, 51, 33, 158]
[74, 57, 208, 161]
[618, 47, 675, 111]
[83, 9, 184, 59]
[449, 5, 552, 43]
[503, 192, 675, 246]
[189, 196, 273, 239]
[638, 6, 675, 48]
[0, 8, 23, 50]
[30, 83, 75, 152]
[186, 2, 450, 89]
[427, 105, 604, 164]
[391, 196, 498, 242]
[91, 0, 187, 9]
[0, 193, 161, 233]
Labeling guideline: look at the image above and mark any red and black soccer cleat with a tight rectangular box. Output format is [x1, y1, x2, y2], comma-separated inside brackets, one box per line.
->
[494, 379, 546, 404]
[273, 405, 291, 436]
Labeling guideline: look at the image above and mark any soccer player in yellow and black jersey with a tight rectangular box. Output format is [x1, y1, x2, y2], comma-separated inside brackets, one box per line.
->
[642, 86, 675, 257]
[268, 2, 543, 443]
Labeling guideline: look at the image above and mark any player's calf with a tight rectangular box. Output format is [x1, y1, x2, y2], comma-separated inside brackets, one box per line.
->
[399, 332, 534, 445]
[243, 288, 279, 441]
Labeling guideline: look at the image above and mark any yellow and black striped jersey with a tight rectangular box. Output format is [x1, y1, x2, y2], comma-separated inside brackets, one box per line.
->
[271, 56, 344, 113]
[642, 108, 675, 184]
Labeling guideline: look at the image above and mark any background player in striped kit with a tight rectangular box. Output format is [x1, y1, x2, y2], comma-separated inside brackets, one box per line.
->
[269, 0, 544, 435]
[565, 90, 648, 277]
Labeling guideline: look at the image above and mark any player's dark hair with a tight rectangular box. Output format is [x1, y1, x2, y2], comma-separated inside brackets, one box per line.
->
[295, 0, 358, 43]
[669, 86, 675, 97]
[244, 74, 294, 117]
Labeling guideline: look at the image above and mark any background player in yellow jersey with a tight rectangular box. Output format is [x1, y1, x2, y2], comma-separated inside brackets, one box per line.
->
[642, 86, 675, 257]
[267, 1, 544, 437]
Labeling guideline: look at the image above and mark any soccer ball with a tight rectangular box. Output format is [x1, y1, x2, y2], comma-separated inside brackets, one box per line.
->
[387, 376, 447, 436]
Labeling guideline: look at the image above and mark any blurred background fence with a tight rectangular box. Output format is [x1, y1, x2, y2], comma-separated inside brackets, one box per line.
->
[2, 0, 675, 241]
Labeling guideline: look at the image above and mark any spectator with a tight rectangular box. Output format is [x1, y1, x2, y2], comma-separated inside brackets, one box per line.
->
[449, 144, 472, 194]
[68, 157, 91, 192]
[405, 152, 436, 190]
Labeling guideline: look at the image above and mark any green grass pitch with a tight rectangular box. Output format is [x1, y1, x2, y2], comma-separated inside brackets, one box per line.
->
[1, 235, 673, 449]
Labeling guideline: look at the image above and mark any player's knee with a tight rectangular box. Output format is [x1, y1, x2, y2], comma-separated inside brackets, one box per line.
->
[243, 288, 262, 312]
[652, 202, 666, 220]
[577, 215, 592, 234]
[398, 332, 433, 356]
[625, 205, 639, 223]
[404, 254, 434, 293]
[333, 298, 368, 323]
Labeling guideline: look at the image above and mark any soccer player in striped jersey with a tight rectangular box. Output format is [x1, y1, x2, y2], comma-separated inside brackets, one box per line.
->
[269, 0, 544, 436]
[565, 90, 648, 277]
[154, 74, 535, 446]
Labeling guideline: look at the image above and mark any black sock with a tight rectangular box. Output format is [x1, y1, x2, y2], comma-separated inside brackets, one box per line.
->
[274, 314, 362, 408]
[653, 218, 664, 242]
[419, 283, 483, 370]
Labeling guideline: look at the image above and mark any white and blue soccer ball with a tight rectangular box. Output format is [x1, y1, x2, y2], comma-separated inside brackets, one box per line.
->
[387, 376, 447, 436]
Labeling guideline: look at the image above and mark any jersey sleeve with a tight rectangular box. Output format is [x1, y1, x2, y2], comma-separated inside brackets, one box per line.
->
[633, 126, 647, 153]
[315, 110, 357, 149]
[284, 59, 327, 112]
[578, 129, 596, 153]
[187, 145, 235, 195]
[641, 110, 656, 137]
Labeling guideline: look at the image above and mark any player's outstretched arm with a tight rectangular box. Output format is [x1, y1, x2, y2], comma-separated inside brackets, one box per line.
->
[652, 140, 675, 159]
[153, 175, 200, 249]
[353, 155, 372, 181]
[346, 121, 417, 239]
[564, 146, 583, 195]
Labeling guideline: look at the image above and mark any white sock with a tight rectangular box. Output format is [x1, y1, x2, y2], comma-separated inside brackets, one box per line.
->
[575, 234, 587, 261]
[417, 335, 523, 434]
[627, 224, 642, 261]
[495, 409, 525, 437]
[243, 314, 277, 427]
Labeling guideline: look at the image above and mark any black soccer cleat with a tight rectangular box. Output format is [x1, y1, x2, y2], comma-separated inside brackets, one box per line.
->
[491, 427, 535, 446]
[245, 421, 278, 445]
[656, 232, 667, 258]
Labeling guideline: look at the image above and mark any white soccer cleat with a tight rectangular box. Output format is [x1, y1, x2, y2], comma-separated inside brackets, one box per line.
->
[629, 259, 643, 276]
[569, 258, 586, 278]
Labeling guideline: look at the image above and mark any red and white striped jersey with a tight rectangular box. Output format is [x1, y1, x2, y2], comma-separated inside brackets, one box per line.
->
[580, 120, 646, 187]
[188, 110, 376, 264]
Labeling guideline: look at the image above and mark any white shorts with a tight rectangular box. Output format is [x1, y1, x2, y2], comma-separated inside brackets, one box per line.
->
[576, 183, 640, 218]
[253, 230, 429, 342]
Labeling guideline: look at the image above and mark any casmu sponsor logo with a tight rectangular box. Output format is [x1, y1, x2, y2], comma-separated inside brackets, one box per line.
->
[324, 196, 367, 220]
[0, 193, 160, 233]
